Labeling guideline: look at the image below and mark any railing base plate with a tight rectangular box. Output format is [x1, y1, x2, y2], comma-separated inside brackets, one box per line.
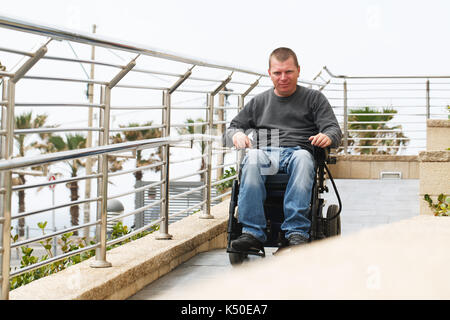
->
[90, 260, 112, 268]
[155, 232, 173, 240]
[199, 214, 214, 219]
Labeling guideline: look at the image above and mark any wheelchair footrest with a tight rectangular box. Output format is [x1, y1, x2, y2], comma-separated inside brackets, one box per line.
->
[227, 247, 266, 258]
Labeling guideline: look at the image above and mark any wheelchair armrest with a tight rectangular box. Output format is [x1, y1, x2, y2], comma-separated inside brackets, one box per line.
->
[313, 146, 327, 163]
[313, 146, 337, 165]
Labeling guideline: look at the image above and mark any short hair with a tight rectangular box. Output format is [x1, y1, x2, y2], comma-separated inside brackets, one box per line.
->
[269, 47, 299, 68]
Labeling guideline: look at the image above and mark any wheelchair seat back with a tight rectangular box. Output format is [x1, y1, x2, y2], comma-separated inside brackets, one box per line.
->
[263, 173, 290, 246]
[264, 173, 290, 198]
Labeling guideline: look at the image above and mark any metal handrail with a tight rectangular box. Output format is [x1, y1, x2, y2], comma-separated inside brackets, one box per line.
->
[322, 66, 450, 79]
[0, 15, 322, 86]
[0, 135, 215, 171]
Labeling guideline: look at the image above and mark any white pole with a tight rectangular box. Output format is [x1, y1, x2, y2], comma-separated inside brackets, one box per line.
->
[84, 24, 96, 240]
[52, 187, 56, 256]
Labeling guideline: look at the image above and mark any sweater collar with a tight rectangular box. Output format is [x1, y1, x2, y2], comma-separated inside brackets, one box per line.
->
[271, 85, 302, 101]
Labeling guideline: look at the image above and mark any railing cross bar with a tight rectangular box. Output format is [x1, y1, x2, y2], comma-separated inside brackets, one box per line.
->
[168, 65, 195, 94]
[11, 40, 50, 83]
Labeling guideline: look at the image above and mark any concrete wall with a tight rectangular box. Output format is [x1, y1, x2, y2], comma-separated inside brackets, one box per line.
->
[419, 119, 450, 215]
[427, 119, 450, 151]
[327, 155, 419, 179]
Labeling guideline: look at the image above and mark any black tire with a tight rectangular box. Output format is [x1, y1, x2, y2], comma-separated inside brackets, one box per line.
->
[326, 204, 341, 237]
[229, 252, 246, 266]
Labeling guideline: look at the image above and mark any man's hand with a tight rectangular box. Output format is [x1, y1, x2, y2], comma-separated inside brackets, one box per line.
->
[232, 132, 251, 149]
[309, 133, 331, 148]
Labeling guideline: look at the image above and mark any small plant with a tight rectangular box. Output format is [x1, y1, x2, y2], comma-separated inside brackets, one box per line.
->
[110, 221, 129, 240]
[37, 221, 53, 258]
[215, 167, 237, 193]
[424, 194, 449, 216]
[9, 220, 157, 290]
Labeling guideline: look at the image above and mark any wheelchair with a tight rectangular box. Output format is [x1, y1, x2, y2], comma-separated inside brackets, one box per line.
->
[226, 146, 342, 265]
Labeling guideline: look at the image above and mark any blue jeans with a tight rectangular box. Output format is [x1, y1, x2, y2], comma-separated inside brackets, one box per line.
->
[237, 147, 315, 243]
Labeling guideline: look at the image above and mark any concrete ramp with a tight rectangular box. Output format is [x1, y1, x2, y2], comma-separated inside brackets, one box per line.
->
[155, 215, 450, 300]
[323, 179, 420, 234]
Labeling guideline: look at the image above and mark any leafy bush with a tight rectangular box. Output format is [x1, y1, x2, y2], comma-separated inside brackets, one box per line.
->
[9, 221, 157, 290]
[215, 167, 237, 193]
[424, 194, 449, 216]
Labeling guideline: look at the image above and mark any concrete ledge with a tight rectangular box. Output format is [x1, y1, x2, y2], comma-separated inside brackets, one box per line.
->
[156, 215, 450, 300]
[419, 150, 450, 162]
[336, 155, 418, 161]
[328, 155, 419, 179]
[427, 119, 450, 127]
[9, 200, 230, 300]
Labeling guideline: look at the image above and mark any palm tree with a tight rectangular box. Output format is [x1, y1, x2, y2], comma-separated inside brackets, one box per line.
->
[347, 107, 409, 155]
[38, 134, 87, 234]
[13, 112, 51, 237]
[110, 121, 163, 182]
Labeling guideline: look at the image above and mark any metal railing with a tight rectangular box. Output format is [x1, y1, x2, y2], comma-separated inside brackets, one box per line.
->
[0, 15, 326, 299]
[316, 67, 450, 155]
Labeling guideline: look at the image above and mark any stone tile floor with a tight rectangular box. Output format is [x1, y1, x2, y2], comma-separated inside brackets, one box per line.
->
[129, 179, 420, 300]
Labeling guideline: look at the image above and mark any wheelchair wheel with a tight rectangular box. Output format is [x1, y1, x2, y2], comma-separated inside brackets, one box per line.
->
[326, 204, 341, 237]
[229, 252, 247, 266]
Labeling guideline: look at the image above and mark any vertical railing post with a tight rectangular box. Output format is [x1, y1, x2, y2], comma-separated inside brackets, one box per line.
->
[90, 85, 112, 268]
[0, 42, 48, 299]
[1, 79, 14, 300]
[156, 89, 173, 239]
[90, 56, 136, 267]
[426, 79, 430, 119]
[200, 93, 214, 219]
[0, 75, 6, 300]
[200, 73, 232, 219]
[216, 92, 225, 181]
[237, 94, 246, 172]
[236, 77, 261, 176]
[343, 80, 348, 154]
[83, 24, 97, 240]
[156, 67, 193, 236]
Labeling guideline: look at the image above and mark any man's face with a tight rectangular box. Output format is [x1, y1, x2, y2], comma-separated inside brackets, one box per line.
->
[268, 56, 300, 97]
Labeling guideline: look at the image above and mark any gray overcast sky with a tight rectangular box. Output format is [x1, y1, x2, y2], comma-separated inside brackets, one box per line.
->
[1, 0, 450, 79]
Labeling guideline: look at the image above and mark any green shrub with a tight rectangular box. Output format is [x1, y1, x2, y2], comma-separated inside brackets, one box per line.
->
[9, 221, 157, 290]
[215, 167, 237, 193]
[424, 194, 449, 216]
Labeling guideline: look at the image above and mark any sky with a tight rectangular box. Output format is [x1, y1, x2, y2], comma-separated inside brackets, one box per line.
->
[1, 0, 450, 79]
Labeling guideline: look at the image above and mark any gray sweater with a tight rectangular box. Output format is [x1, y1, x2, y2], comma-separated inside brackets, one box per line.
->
[224, 85, 342, 154]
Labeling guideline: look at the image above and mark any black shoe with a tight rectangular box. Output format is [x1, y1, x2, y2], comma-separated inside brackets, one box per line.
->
[287, 234, 308, 247]
[231, 233, 263, 252]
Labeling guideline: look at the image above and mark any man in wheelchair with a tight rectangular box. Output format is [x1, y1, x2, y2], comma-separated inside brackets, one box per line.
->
[223, 47, 342, 257]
